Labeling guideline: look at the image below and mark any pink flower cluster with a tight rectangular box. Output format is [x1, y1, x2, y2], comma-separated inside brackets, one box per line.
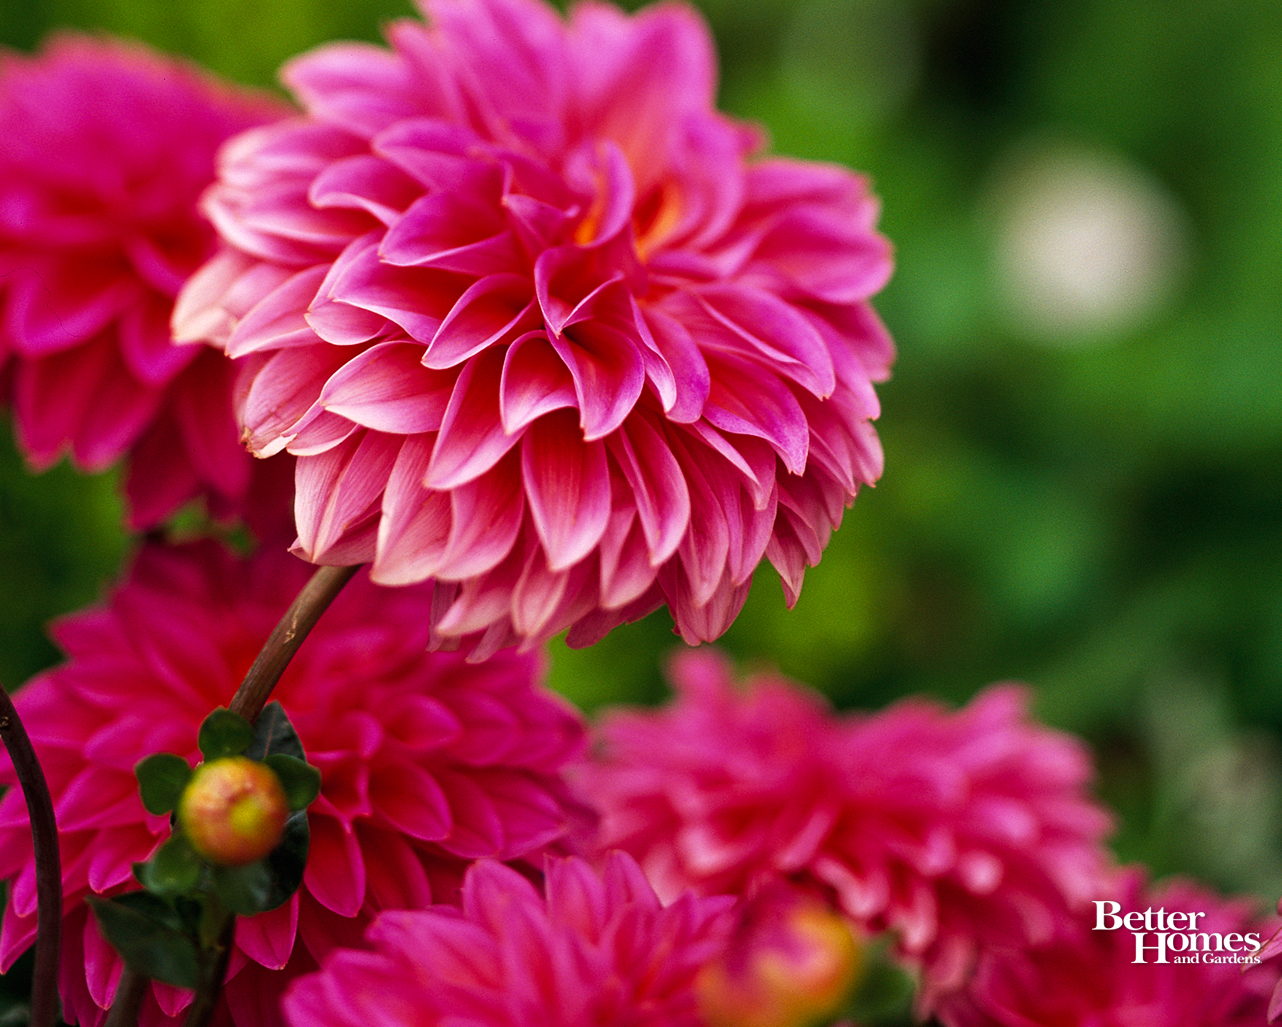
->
[283, 853, 734, 1027]
[0, 540, 586, 1026]
[174, 0, 894, 653]
[578, 650, 1114, 1007]
[0, 34, 291, 532]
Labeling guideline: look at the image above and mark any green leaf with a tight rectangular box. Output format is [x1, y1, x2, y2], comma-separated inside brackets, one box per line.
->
[134, 753, 193, 815]
[88, 894, 201, 990]
[210, 859, 273, 916]
[265, 753, 321, 811]
[245, 701, 306, 761]
[135, 836, 203, 898]
[198, 708, 254, 761]
[261, 811, 309, 913]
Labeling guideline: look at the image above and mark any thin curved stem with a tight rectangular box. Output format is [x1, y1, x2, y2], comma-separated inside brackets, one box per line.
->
[0, 680, 62, 1027]
[229, 562, 361, 723]
[103, 968, 147, 1027]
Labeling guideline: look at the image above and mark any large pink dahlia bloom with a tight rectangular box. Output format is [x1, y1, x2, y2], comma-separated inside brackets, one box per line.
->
[0, 34, 289, 530]
[935, 870, 1280, 1027]
[283, 853, 735, 1027]
[174, 0, 894, 652]
[0, 540, 586, 1027]
[578, 650, 1113, 1007]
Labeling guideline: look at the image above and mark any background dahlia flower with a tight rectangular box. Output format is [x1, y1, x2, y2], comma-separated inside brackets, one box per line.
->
[935, 870, 1280, 1027]
[0, 33, 291, 531]
[282, 853, 735, 1027]
[578, 650, 1113, 1007]
[174, 0, 895, 653]
[0, 539, 587, 1027]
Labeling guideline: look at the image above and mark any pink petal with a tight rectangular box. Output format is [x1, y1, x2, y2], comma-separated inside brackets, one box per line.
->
[226, 264, 328, 358]
[435, 455, 526, 580]
[319, 340, 455, 434]
[240, 344, 350, 455]
[567, 1, 716, 194]
[702, 352, 809, 475]
[425, 346, 523, 489]
[281, 41, 427, 138]
[324, 234, 457, 343]
[500, 330, 578, 433]
[605, 414, 690, 565]
[294, 429, 400, 563]
[369, 760, 453, 843]
[380, 180, 519, 276]
[424, 272, 539, 369]
[635, 300, 710, 423]
[304, 815, 367, 917]
[117, 296, 196, 385]
[309, 153, 422, 225]
[373, 434, 451, 584]
[550, 318, 645, 440]
[235, 897, 298, 970]
[520, 412, 611, 571]
[694, 284, 836, 398]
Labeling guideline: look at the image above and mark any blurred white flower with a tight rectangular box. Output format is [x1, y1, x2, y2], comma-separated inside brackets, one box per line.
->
[987, 138, 1189, 343]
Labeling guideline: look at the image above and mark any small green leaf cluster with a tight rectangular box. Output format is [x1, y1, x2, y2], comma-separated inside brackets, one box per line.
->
[90, 703, 320, 990]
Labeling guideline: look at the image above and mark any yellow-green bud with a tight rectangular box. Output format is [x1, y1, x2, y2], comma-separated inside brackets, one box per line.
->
[178, 756, 289, 866]
[697, 889, 862, 1027]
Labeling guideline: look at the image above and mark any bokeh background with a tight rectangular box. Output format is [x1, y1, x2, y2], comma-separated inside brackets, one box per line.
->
[3, 0, 1282, 938]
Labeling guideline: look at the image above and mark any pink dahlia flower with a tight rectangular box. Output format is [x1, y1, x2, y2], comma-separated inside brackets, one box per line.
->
[0, 33, 290, 531]
[283, 852, 735, 1027]
[0, 539, 587, 1027]
[935, 870, 1280, 1027]
[578, 650, 1113, 1007]
[173, 0, 894, 653]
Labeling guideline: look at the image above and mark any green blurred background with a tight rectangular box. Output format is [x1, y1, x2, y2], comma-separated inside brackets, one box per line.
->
[3, 0, 1282, 914]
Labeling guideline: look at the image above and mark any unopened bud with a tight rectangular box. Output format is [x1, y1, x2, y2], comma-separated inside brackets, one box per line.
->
[178, 756, 289, 866]
[698, 887, 861, 1027]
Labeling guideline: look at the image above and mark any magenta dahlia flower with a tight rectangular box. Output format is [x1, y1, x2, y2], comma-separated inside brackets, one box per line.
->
[173, 0, 895, 652]
[0, 33, 290, 530]
[283, 852, 735, 1027]
[0, 539, 587, 1027]
[578, 650, 1113, 1007]
[935, 870, 1280, 1027]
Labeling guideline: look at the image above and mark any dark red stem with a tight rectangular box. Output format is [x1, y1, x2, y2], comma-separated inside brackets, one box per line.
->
[229, 562, 361, 723]
[0, 680, 62, 1027]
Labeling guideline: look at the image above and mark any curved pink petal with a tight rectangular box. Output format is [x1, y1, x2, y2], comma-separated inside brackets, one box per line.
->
[702, 352, 809, 475]
[226, 264, 328, 358]
[521, 412, 611, 571]
[309, 153, 422, 224]
[425, 345, 523, 489]
[425, 272, 539, 369]
[318, 341, 455, 434]
[499, 330, 578, 433]
[550, 318, 645, 440]
[605, 414, 690, 565]
[294, 430, 400, 563]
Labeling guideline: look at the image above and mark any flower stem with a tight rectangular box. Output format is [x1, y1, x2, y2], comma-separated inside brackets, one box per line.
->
[181, 913, 236, 1027]
[103, 969, 147, 1027]
[0, 680, 62, 1027]
[229, 562, 361, 723]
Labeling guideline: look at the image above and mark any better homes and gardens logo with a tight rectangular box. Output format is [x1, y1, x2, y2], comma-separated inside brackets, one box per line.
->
[1094, 901, 1263, 964]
